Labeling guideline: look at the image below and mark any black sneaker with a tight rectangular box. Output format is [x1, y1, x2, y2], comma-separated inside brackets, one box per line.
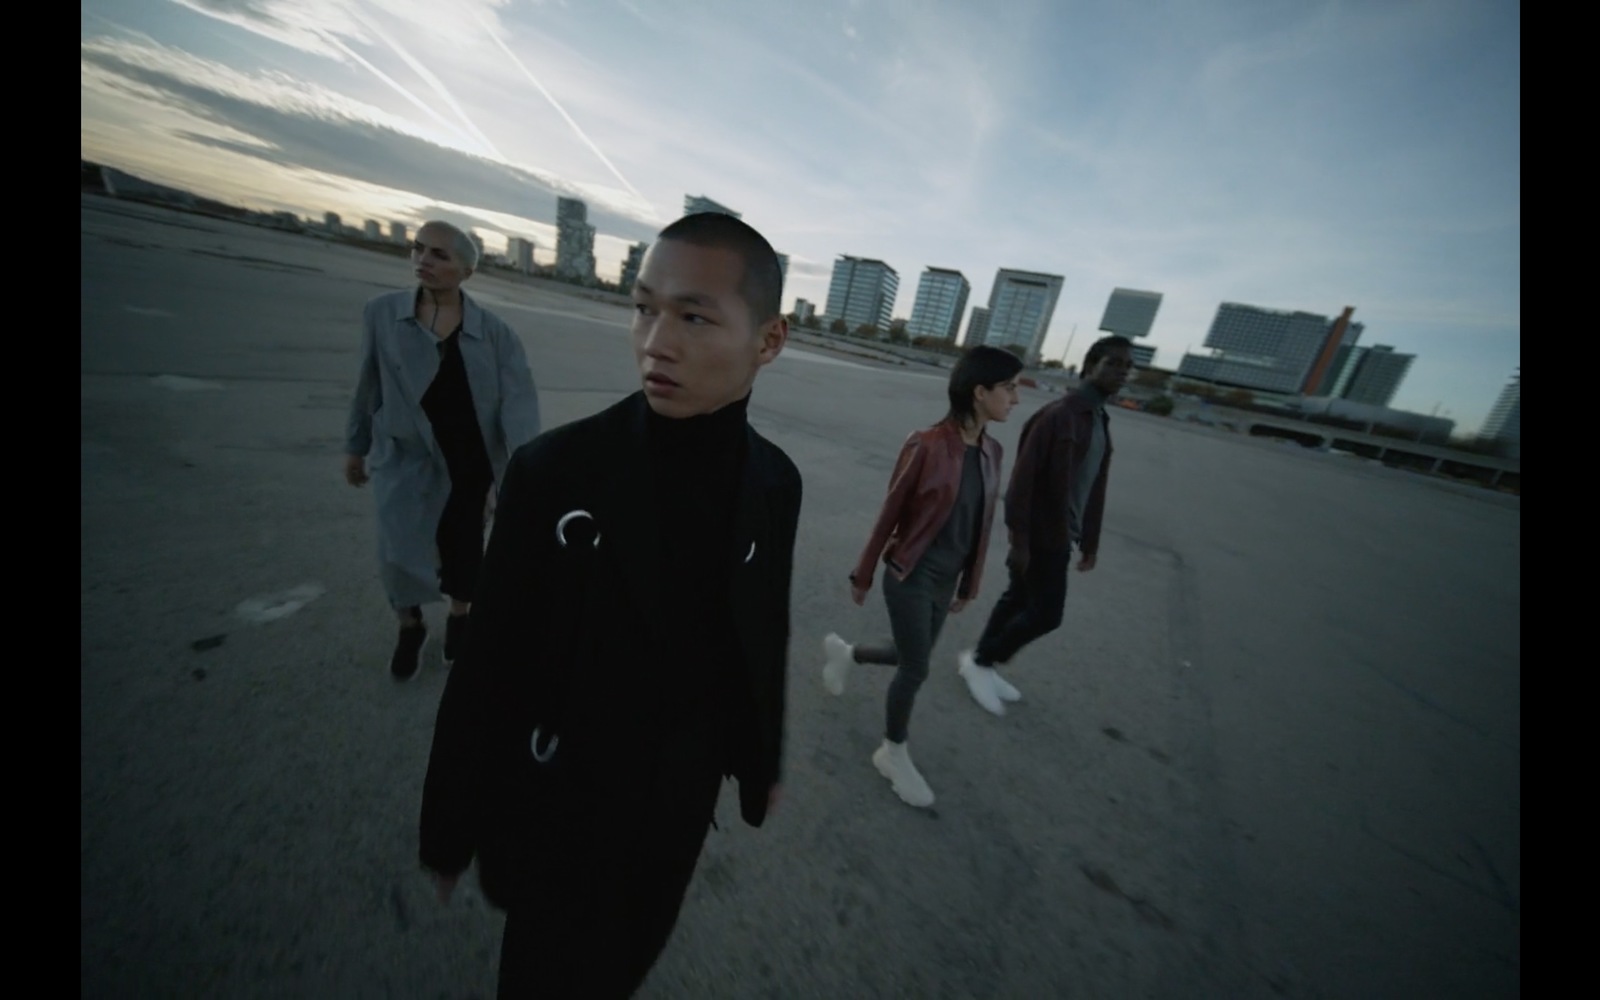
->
[390, 621, 426, 681]
[443, 613, 469, 667]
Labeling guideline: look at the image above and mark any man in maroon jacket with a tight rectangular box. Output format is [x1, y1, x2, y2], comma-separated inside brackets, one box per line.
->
[957, 335, 1135, 714]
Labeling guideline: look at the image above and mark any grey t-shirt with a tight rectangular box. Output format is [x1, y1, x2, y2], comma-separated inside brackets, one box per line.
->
[1067, 391, 1109, 546]
[911, 444, 984, 585]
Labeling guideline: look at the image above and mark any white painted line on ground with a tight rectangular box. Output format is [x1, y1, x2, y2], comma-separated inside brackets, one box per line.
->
[234, 583, 327, 624]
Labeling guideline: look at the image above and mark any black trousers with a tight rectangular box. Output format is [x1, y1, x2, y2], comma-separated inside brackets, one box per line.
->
[973, 547, 1072, 666]
[496, 836, 705, 998]
[495, 751, 723, 998]
[852, 567, 958, 744]
[436, 478, 492, 603]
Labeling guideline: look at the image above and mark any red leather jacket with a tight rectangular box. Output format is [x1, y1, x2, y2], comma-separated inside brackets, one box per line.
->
[849, 419, 1003, 600]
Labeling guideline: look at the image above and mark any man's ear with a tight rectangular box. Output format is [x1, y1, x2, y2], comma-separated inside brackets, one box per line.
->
[756, 315, 789, 366]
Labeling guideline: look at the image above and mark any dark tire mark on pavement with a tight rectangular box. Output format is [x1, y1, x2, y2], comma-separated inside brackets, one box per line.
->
[1081, 864, 1176, 932]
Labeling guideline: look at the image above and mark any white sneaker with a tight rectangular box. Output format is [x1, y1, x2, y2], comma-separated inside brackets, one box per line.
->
[957, 651, 1006, 716]
[822, 633, 853, 695]
[872, 739, 935, 808]
[991, 671, 1022, 703]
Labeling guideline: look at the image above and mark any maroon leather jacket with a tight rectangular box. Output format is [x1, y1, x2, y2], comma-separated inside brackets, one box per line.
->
[849, 419, 1003, 600]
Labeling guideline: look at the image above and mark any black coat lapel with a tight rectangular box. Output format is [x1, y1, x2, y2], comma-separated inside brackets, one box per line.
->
[729, 427, 769, 676]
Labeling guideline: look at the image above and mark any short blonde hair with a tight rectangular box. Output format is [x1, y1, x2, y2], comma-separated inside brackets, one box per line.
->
[418, 220, 479, 271]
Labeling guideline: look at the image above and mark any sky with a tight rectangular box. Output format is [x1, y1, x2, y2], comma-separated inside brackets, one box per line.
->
[81, 0, 1519, 433]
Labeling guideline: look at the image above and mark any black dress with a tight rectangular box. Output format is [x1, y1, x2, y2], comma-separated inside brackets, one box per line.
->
[420, 323, 494, 602]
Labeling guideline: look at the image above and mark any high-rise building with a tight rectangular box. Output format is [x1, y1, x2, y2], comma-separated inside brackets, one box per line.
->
[684, 195, 740, 218]
[982, 269, 1064, 361]
[1481, 368, 1520, 443]
[1129, 343, 1156, 368]
[555, 197, 597, 283]
[390, 221, 407, 245]
[825, 256, 898, 333]
[907, 267, 971, 342]
[793, 298, 815, 321]
[1178, 303, 1362, 394]
[965, 306, 990, 346]
[507, 237, 536, 273]
[620, 241, 648, 291]
[1099, 288, 1162, 338]
[1301, 307, 1361, 395]
[1314, 337, 1364, 397]
[776, 253, 788, 288]
[324, 211, 342, 231]
[1332, 345, 1414, 406]
[363, 220, 381, 241]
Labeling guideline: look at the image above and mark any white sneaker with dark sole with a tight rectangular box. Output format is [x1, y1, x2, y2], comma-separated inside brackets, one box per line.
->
[957, 651, 1006, 716]
[872, 739, 934, 808]
[822, 633, 853, 695]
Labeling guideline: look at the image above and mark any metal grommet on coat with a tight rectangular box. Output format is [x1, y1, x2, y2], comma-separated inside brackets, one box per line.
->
[555, 510, 599, 549]
[530, 727, 559, 763]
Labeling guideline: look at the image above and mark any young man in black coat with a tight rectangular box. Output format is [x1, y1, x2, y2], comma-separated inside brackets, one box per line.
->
[418, 212, 801, 998]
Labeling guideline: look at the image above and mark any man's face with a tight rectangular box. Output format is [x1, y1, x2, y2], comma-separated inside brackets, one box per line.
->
[1087, 347, 1134, 395]
[411, 226, 470, 291]
[630, 240, 787, 418]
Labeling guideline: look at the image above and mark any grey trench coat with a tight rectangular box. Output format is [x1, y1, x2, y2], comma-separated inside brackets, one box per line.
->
[344, 288, 541, 609]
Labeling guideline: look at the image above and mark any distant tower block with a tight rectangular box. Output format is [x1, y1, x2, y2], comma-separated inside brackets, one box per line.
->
[1098, 288, 1162, 338]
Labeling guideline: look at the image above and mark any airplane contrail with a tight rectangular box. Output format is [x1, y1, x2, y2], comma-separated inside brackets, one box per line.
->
[462, 3, 652, 213]
[315, 28, 488, 156]
[348, 7, 506, 161]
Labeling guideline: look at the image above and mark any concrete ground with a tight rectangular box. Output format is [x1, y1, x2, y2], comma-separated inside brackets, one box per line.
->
[81, 195, 1520, 999]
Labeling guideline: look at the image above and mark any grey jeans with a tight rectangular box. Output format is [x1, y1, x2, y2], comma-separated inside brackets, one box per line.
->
[853, 564, 958, 743]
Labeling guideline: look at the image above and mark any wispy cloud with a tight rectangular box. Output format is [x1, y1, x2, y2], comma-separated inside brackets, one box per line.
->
[463, 4, 652, 216]
[80, 35, 658, 239]
[343, 4, 505, 159]
[169, 0, 514, 62]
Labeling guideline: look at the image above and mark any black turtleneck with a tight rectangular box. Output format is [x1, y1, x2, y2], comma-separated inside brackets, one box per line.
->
[640, 392, 753, 775]
[645, 392, 750, 594]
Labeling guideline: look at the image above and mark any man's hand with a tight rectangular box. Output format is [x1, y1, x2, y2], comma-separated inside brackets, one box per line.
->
[430, 871, 459, 904]
[949, 596, 969, 614]
[1077, 552, 1097, 572]
[344, 454, 368, 487]
[1006, 546, 1030, 575]
[850, 582, 868, 606]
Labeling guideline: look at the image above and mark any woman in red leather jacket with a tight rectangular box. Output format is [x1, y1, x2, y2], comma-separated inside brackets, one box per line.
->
[822, 345, 1023, 808]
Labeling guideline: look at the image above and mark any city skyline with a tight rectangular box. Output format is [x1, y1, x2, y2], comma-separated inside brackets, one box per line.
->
[79, 0, 1518, 432]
